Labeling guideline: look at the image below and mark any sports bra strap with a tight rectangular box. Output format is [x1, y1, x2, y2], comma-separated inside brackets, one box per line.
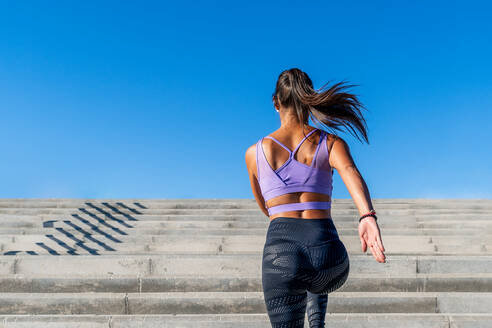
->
[263, 136, 292, 154]
[264, 128, 319, 159]
[310, 130, 325, 168]
[291, 128, 319, 156]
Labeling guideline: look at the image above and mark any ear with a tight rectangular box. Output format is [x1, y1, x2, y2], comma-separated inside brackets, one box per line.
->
[272, 95, 279, 110]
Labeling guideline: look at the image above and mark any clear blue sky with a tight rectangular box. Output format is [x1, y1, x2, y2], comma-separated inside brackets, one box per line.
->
[1, 1, 490, 199]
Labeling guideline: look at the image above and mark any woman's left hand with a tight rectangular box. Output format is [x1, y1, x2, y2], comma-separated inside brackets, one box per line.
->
[358, 217, 386, 263]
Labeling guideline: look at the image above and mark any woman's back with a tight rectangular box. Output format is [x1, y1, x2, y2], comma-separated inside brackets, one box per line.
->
[256, 126, 335, 220]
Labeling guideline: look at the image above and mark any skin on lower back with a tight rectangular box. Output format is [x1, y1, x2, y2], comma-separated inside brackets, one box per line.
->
[266, 191, 331, 221]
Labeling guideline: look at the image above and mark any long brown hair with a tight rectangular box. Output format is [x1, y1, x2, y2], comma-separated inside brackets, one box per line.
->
[273, 68, 369, 143]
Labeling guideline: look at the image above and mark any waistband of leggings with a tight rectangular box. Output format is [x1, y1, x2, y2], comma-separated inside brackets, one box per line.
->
[269, 216, 334, 224]
[266, 216, 339, 245]
[267, 216, 336, 230]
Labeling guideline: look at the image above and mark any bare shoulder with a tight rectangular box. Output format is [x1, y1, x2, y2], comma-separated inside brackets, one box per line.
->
[325, 133, 349, 153]
[245, 143, 257, 160]
[325, 133, 354, 169]
[244, 142, 258, 174]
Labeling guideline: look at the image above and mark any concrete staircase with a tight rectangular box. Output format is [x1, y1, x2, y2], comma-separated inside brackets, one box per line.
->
[0, 198, 491, 327]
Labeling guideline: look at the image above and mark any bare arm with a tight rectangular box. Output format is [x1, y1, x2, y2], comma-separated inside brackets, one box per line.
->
[329, 137, 374, 216]
[329, 136, 386, 263]
[245, 144, 269, 217]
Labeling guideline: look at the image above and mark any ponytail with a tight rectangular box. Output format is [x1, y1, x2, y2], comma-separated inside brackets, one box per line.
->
[273, 68, 369, 144]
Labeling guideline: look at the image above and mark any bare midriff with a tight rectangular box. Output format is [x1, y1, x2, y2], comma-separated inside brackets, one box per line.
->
[266, 191, 332, 221]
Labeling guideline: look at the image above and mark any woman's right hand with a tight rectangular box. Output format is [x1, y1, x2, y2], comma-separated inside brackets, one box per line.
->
[358, 217, 386, 263]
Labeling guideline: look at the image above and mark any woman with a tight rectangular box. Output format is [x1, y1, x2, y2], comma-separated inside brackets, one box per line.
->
[244, 68, 385, 327]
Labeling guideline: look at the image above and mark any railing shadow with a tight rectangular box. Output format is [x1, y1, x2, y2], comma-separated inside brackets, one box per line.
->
[3, 201, 144, 256]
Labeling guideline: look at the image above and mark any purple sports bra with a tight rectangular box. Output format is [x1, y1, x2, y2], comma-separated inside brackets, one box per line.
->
[256, 128, 333, 216]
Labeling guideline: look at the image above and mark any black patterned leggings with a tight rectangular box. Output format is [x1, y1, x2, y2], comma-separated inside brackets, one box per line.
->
[262, 217, 350, 327]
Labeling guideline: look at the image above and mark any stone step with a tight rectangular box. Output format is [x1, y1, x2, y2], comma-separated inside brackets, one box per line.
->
[2, 213, 492, 225]
[2, 215, 492, 229]
[1, 220, 492, 237]
[1, 206, 491, 216]
[3, 247, 489, 256]
[0, 198, 490, 207]
[37, 219, 492, 230]
[40, 212, 490, 220]
[1, 313, 492, 328]
[0, 292, 491, 314]
[1, 273, 491, 293]
[2, 235, 491, 256]
[0, 227, 488, 237]
[4, 234, 489, 246]
[59, 203, 492, 210]
[3, 213, 491, 223]
[0, 255, 491, 276]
